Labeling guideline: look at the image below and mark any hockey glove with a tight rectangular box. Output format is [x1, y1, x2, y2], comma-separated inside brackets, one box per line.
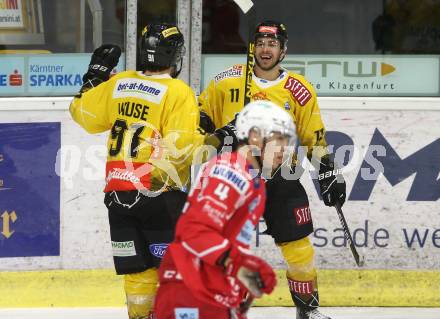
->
[199, 111, 216, 134]
[318, 154, 346, 207]
[225, 246, 276, 297]
[81, 44, 121, 92]
[213, 120, 238, 152]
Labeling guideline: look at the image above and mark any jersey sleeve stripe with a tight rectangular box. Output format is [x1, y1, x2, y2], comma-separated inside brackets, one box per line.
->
[181, 239, 229, 258]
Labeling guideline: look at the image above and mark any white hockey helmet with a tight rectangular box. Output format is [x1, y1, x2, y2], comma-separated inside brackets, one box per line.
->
[235, 100, 297, 147]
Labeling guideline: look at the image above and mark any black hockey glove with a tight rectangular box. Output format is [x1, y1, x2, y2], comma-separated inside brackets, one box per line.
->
[318, 154, 346, 207]
[213, 120, 238, 152]
[213, 113, 239, 152]
[80, 44, 121, 92]
[199, 111, 216, 134]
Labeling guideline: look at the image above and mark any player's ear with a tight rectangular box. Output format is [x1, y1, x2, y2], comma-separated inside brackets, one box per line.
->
[280, 46, 287, 59]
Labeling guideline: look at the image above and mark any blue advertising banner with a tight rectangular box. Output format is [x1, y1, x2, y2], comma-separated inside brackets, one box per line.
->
[0, 56, 25, 95]
[0, 122, 61, 257]
[27, 56, 86, 94]
[0, 53, 125, 96]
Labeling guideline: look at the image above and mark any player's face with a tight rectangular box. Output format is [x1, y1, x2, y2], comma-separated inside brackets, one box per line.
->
[254, 37, 284, 71]
[261, 132, 290, 169]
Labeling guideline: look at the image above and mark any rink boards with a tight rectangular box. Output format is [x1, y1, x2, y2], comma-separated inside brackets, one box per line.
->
[0, 269, 439, 307]
[0, 97, 439, 306]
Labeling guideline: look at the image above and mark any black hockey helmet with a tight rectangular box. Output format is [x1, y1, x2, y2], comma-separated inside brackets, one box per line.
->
[138, 23, 185, 77]
[254, 20, 288, 50]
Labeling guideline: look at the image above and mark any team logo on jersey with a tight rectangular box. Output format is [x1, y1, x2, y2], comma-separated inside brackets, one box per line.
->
[252, 91, 269, 101]
[149, 243, 168, 258]
[284, 76, 312, 106]
[113, 78, 167, 104]
[214, 65, 243, 83]
[210, 164, 249, 194]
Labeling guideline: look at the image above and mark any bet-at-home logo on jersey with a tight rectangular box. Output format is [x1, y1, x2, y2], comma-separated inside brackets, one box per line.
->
[113, 78, 167, 104]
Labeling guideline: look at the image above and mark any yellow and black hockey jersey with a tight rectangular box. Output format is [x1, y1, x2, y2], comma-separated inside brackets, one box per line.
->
[199, 64, 328, 158]
[70, 71, 206, 193]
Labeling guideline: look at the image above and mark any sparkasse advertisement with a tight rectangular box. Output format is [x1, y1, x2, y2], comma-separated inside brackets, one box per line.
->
[0, 54, 126, 96]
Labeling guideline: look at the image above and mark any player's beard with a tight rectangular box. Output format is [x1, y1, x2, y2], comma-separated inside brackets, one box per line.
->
[254, 53, 281, 72]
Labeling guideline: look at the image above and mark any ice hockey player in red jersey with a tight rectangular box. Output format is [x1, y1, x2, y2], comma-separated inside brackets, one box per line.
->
[154, 100, 297, 319]
[199, 20, 347, 319]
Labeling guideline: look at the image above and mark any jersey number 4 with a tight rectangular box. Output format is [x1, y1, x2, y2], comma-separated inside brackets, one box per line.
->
[214, 183, 230, 201]
[109, 119, 144, 157]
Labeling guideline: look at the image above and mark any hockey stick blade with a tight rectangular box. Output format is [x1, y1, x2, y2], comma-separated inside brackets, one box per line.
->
[335, 202, 365, 267]
[232, 0, 254, 14]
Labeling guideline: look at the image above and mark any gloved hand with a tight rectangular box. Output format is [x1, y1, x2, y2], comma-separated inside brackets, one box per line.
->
[225, 246, 276, 297]
[213, 119, 238, 152]
[318, 154, 346, 207]
[199, 111, 216, 134]
[81, 44, 121, 92]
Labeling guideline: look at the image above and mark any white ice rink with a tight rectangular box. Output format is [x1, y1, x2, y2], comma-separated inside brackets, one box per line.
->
[0, 307, 439, 319]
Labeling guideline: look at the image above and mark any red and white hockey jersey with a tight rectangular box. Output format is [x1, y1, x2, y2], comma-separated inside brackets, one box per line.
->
[159, 151, 266, 309]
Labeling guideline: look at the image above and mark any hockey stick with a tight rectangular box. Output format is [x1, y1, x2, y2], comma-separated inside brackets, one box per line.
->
[232, 3, 257, 315]
[236, 292, 254, 318]
[231, 0, 255, 107]
[233, 274, 262, 319]
[243, 3, 256, 107]
[335, 202, 365, 267]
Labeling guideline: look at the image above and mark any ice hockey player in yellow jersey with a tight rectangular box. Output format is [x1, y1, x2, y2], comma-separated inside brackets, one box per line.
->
[199, 20, 347, 319]
[70, 23, 235, 319]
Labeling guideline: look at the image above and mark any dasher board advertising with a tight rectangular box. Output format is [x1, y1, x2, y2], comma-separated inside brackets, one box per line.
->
[202, 55, 440, 96]
[253, 109, 440, 269]
[0, 122, 61, 257]
[0, 0, 24, 29]
[0, 53, 126, 96]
